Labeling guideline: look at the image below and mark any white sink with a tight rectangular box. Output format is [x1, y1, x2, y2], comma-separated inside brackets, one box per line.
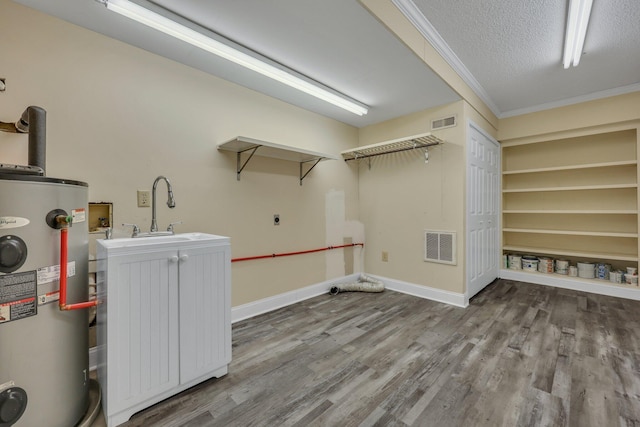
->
[99, 232, 228, 248]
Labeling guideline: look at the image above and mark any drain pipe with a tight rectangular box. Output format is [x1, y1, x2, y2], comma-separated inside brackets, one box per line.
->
[329, 274, 385, 295]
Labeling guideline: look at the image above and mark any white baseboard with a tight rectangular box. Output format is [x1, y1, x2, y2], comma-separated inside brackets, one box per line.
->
[231, 273, 467, 323]
[231, 273, 360, 323]
[500, 269, 640, 301]
[368, 274, 468, 308]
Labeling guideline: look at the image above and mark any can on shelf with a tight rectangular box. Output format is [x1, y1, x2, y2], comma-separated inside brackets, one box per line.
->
[595, 263, 611, 280]
[522, 256, 539, 272]
[538, 257, 554, 274]
[555, 259, 569, 275]
[508, 254, 522, 270]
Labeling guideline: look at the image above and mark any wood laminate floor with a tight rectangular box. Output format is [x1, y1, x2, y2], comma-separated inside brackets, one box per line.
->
[94, 279, 640, 426]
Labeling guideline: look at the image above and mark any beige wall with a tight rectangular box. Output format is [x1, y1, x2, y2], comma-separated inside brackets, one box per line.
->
[358, 101, 468, 293]
[0, 1, 361, 306]
[498, 91, 640, 142]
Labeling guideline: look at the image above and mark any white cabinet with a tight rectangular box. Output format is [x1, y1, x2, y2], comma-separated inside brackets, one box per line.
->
[96, 234, 231, 427]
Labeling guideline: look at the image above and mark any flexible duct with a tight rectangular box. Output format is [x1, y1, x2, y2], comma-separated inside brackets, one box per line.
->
[329, 274, 385, 295]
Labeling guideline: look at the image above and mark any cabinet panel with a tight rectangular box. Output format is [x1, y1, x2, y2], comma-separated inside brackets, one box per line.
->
[109, 251, 179, 413]
[178, 245, 231, 384]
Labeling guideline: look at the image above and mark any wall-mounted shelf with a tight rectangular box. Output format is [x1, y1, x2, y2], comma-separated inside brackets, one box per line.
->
[217, 136, 339, 185]
[341, 132, 444, 161]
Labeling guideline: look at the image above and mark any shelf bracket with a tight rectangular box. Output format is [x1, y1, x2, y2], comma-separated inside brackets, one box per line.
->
[299, 158, 322, 186]
[236, 146, 260, 181]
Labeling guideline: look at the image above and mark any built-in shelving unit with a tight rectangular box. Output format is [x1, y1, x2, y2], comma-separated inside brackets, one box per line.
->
[501, 127, 640, 297]
[341, 132, 443, 161]
[217, 136, 340, 185]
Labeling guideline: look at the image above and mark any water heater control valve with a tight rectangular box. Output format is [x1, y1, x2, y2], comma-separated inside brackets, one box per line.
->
[45, 209, 71, 229]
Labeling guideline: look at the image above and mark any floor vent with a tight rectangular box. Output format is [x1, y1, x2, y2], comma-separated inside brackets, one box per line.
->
[431, 115, 457, 130]
[424, 230, 456, 265]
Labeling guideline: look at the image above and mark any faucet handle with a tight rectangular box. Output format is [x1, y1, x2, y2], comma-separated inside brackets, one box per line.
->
[167, 221, 183, 233]
[122, 223, 140, 237]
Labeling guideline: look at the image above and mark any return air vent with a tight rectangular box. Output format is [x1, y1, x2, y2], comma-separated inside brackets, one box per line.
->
[424, 230, 456, 265]
[431, 115, 457, 130]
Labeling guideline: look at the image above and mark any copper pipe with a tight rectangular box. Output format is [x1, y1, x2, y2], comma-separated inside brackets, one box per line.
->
[58, 224, 99, 311]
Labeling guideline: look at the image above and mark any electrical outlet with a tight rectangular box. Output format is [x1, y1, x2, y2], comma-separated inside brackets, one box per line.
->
[137, 190, 151, 207]
[382, 251, 389, 262]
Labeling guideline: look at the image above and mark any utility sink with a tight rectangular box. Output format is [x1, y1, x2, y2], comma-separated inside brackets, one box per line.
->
[99, 232, 229, 249]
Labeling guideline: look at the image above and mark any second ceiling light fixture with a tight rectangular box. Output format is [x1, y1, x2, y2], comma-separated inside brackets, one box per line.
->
[563, 0, 593, 68]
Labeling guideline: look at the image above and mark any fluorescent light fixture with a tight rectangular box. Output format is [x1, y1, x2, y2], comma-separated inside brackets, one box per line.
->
[102, 0, 368, 116]
[563, 0, 593, 68]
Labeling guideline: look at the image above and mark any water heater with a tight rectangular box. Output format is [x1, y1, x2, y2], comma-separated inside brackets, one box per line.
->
[0, 106, 94, 426]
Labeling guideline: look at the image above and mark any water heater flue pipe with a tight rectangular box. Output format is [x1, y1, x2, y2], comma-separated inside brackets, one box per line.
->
[329, 274, 385, 295]
[58, 221, 99, 311]
[23, 106, 46, 175]
[0, 106, 47, 174]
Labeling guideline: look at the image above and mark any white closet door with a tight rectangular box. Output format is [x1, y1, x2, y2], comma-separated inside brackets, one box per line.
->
[466, 121, 500, 300]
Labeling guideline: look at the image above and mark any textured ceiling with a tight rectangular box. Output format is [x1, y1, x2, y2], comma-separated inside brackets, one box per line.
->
[410, 0, 640, 116]
[9, 0, 640, 125]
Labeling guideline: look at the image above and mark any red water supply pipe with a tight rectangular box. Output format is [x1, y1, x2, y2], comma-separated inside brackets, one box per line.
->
[231, 243, 364, 263]
[58, 226, 99, 311]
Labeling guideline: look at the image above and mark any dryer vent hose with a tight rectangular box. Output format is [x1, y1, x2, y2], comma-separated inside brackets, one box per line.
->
[329, 274, 385, 295]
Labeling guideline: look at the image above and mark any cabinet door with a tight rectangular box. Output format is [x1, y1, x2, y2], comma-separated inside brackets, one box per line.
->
[108, 250, 180, 412]
[178, 244, 231, 384]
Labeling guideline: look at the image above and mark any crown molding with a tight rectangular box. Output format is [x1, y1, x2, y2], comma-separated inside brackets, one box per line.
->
[392, 0, 501, 118]
[500, 82, 640, 118]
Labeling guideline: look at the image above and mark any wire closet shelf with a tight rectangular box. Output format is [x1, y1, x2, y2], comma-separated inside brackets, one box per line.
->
[341, 132, 444, 161]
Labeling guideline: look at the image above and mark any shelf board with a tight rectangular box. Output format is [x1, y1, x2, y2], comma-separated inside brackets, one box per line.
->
[502, 183, 638, 193]
[503, 160, 637, 175]
[502, 245, 638, 262]
[503, 209, 638, 215]
[217, 136, 339, 184]
[341, 132, 443, 161]
[503, 228, 638, 238]
[218, 136, 339, 162]
[499, 269, 640, 301]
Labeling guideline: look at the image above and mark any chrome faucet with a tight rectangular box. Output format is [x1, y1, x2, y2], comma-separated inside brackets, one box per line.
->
[150, 176, 176, 232]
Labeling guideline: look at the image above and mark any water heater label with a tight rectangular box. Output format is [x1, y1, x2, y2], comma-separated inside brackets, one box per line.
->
[0, 270, 37, 324]
[0, 216, 30, 229]
[36, 261, 76, 285]
[72, 208, 86, 223]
